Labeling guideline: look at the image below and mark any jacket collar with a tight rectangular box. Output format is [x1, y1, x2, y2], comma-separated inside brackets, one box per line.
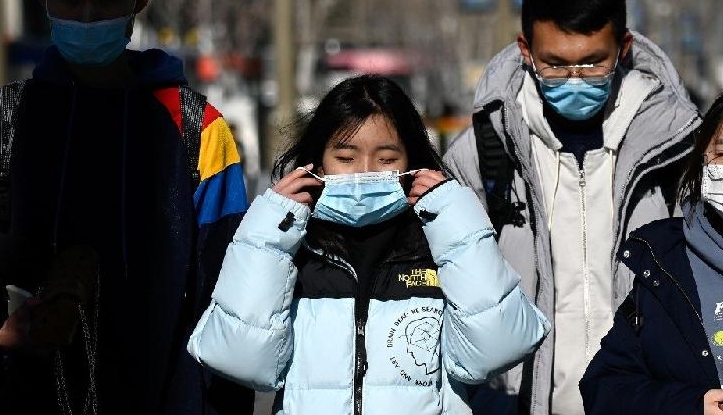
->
[383, 209, 431, 263]
[32, 46, 188, 88]
[304, 209, 432, 267]
[620, 217, 720, 384]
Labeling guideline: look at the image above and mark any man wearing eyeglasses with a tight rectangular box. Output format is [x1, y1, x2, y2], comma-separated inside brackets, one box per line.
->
[444, 1, 701, 414]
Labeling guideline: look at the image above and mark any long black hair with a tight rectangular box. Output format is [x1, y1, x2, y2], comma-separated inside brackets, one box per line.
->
[679, 94, 723, 206]
[272, 74, 447, 259]
[272, 74, 446, 180]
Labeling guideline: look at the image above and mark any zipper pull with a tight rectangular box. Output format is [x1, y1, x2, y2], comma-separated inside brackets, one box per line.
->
[579, 169, 586, 187]
[357, 325, 365, 336]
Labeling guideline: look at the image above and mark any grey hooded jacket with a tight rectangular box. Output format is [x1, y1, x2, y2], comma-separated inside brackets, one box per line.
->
[443, 32, 700, 414]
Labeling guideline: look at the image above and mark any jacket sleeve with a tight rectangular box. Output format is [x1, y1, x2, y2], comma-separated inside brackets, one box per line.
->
[187, 189, 310, 392]
[193, 104, 250, 321]
[413, 180, 550, 384]
[579, 286, 709, 415]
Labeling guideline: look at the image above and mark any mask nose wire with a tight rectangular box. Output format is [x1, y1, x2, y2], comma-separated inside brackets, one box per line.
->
[296, 167, 427, 180]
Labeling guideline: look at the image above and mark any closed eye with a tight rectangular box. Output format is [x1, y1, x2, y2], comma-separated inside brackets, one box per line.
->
[336, 157, 354, 163]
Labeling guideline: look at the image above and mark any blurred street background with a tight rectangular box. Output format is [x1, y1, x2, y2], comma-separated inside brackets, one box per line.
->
[0, 1, 719, 413]
[2, 0, 721, 203]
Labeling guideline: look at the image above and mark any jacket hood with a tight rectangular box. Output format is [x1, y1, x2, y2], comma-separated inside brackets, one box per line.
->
[33, 46, 188, 87]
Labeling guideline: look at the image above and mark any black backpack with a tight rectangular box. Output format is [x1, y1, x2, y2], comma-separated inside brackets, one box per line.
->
[0, 82, 206, 233]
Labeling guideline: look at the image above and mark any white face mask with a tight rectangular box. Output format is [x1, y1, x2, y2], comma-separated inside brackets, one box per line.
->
[702, 164, 723, 214]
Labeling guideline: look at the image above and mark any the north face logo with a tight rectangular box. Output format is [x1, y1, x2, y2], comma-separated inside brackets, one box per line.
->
[398, 269, 439, 288]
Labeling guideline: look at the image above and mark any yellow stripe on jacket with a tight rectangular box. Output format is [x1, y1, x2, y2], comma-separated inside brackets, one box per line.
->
[198, 116, 241, 182]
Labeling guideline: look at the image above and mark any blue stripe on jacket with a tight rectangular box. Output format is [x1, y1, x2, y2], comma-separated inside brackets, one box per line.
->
[194, 162, 249, 226]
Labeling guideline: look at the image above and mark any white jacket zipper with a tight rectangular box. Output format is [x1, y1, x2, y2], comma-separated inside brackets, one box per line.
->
[579, 168, 592, 363]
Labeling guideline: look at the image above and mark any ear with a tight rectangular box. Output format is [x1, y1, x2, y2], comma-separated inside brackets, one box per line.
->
[619, 29, 634, 62]
[317, 165, 325, 177]
[517, 34, 532, 67]
[134, 0, 150, 14]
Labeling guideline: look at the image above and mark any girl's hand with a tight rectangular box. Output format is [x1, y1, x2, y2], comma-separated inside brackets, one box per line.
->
[407, 169, 446, 205]
[704, 389, 723, 415]
[272, 164, 323, 206]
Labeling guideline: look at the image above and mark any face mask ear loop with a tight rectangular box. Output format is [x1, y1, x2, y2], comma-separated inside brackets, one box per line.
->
[295, 166, 325, 182]
[397, 168, 428, 177]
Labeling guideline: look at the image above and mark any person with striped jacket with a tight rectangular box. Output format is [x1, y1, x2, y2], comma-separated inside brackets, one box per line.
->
[0, 1, 252, 414]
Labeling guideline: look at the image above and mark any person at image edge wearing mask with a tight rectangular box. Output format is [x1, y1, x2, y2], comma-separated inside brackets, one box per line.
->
[580, 94, 723, 415]
[0, 1, 253, 414]
[443, 0, 701, 414]
[186, 74, 550, 415]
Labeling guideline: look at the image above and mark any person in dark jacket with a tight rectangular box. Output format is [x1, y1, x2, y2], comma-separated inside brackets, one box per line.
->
[0, 1, 253, 414]
[579, 93, 723, 415]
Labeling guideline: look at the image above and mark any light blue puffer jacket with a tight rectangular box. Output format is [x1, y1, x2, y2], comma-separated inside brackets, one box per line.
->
[188, 180, 550, 414]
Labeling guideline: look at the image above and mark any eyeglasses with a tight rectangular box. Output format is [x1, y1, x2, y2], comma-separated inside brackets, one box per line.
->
[530, 55, 617, 87]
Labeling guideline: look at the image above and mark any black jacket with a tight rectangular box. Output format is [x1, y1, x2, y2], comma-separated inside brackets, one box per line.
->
[580, 217, 720, 415]
[0, 47, 252, 415]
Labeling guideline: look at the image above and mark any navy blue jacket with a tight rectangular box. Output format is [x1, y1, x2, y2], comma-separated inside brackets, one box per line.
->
[580, 217, 720, 415]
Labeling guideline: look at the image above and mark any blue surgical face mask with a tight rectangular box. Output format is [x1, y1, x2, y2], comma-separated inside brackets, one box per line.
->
[299, 168, 420, 227]
[539, 77, 613, 121]
[530, 55, 616, 121]
[48, 7, 135, 67]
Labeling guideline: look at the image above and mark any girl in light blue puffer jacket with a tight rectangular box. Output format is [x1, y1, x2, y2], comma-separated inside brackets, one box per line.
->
[188, 75, 549, 415]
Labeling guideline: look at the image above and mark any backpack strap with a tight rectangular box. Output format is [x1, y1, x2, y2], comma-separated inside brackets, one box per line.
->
[472, 108, 526, 235]
[179, 86, 207, 189]
[0, 80, 27, 232]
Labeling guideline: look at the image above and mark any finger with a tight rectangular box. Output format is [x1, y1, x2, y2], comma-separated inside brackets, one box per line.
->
[274, 175, 320, 196]
[407, 183, 429, 199]
[413, 169, 446, 181]
[276, 164, 316, 189]
[284, 177, 324, 194]
[409, 180, 434, 195]
[412, 174, 445, 190]
[288, 192, 315, 206]
[407, 196, 419, 205]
